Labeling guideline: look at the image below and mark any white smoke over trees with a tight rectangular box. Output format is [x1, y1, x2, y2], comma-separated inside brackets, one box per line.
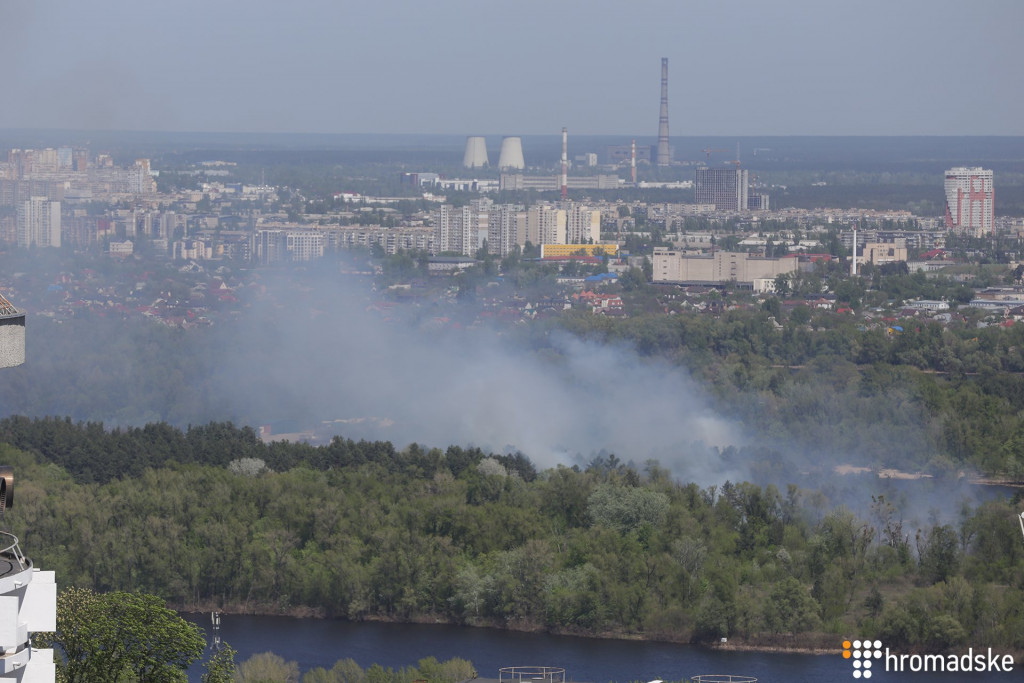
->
[207, 268, 749, 485]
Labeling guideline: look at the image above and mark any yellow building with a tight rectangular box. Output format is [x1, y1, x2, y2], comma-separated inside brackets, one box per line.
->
[541, 243, 619, 258]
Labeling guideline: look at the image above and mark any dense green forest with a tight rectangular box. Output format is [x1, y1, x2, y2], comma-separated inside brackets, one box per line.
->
[2, 421, 1023, 654]
[515, 302, 1024, 479]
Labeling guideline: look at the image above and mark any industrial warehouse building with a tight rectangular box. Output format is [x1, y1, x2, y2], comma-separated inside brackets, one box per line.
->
[499, 174, 621, 192]
[652, 249, 798, 287]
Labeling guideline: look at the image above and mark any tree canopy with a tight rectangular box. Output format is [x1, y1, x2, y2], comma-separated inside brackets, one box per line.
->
[41, 587, 205, 683]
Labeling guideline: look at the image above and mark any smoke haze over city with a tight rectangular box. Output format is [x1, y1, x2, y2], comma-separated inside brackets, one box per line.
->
[204, 270, 749, 483]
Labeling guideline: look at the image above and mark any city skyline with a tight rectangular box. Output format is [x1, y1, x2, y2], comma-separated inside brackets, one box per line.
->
[2, 0, 1022, 137]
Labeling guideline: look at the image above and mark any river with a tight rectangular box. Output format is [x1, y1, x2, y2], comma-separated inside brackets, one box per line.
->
[181, 615, 1016, 682]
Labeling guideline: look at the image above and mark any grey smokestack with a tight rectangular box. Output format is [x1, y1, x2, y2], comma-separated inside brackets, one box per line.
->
[657, 57, 670, 167]
[631, 139, 637, 186]
[561, 127, 568, 200]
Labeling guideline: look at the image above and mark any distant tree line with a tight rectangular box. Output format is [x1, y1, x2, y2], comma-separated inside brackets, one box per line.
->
[3, 423, 1024, 654]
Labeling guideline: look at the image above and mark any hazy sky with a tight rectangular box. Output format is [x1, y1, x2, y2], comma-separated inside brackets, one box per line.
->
[3, 0, 1022, 136]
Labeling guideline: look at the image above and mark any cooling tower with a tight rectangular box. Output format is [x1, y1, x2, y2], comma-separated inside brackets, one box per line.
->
[498, 136, 525, 170]
[463, 136, 489, 168]
[0, 293, 25, 369]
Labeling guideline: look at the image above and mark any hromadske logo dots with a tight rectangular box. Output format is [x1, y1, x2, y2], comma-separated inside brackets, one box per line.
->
[843, 639, 883, 678]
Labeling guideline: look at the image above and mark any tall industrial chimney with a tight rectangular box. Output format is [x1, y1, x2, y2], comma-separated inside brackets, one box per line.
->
[851, 226, 858, 276]
[561, 127, 568, 200]
[631, 139, 637, 186]
[656, 57, 670, 167]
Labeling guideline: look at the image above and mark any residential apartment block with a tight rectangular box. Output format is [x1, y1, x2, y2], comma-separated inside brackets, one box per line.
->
[944, 167, 994, 237]
[16, 196, 61, 248]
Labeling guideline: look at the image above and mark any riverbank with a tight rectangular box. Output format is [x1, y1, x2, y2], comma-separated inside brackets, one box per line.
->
[178, 603, 1024, 666]
[182, 614, 1024, 683]
[176, 602, 846, 659]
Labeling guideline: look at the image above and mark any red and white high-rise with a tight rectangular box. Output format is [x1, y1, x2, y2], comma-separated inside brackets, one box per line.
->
[944, 167, 994, 237]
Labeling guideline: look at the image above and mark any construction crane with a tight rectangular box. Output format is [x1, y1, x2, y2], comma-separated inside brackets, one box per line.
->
[701, 147, 729, 164]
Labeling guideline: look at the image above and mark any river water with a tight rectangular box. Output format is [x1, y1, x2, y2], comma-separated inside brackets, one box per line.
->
[181, 614, 1016, 682]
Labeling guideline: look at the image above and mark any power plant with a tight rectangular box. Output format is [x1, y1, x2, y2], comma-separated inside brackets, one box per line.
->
[456, 60, 672, 179]
[498, 136, 526, 170]
[656, 57, 670, 166]
[462, 136, 489, 169]
[457, 60, 671, 175]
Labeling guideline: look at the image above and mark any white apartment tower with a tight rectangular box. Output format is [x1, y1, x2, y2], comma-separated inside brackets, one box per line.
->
[565, 204, 601, 244]
[484, 203, 598, 255]
[285, 230, 325, 262]
[432, 205, 476, 256]
[468, 198, 492, 253]
[525, 205, 566, 246]
[16, 197, 61, 248]
[130, 159, 157, 194]
[944, 167, 994, 237]
[487, 204, 520, 257]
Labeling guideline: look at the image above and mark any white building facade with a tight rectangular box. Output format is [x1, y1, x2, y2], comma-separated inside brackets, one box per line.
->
[16, 198, 60, 248]
[487, 204, 520, 257]
[432, 205, 477, 256]
[525, 205, 566, 246]
[944, 167, 994, 237]
[565, 205, 601, 244]
[653, 249, 798, 285]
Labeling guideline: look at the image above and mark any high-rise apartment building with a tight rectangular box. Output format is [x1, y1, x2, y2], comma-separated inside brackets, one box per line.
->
[944, 167, 994, 237]
[565, 204, 601, 244]
[129, 159, 157, 194]
[286, 230, 325, 262]
[72, 149, 89, 172]
[487, 204, 520, 257]
[525, 205, 566, 246]
[694, 168, 748, 212]
[254, 229, 324, 264]
[56, 147, 73, 170]
[16, 196, 61, 248]
[433, 205, 479, 256]
[484, 202, 600, 255]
